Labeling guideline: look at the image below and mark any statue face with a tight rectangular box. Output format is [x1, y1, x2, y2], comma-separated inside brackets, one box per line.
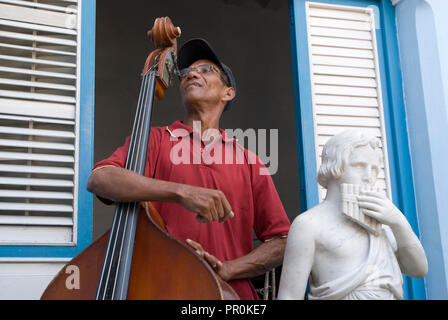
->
[338, 145, 381, 186]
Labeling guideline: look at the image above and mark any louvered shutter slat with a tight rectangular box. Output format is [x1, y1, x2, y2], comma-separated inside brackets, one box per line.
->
[0, 177, 74, 187]
[316, 125, 382, 137]
[316, 115, 381, 127]
[0, 30, 77, 46]
[312, 56, 375, 69]
[0, 90, 76, 103]
[309, 17, 371, 31]
[0, 3, 77, 29]
[0, 78, 76, 91]
[311, 46, 374, 59]
[308, 7, 370, 21]
[0, 203, 73, 212]
[0, 18, 77, 35]
[0, 190, 73, 200]
[314, 85, 378, 98]
[313, 75, 377, 88]
[313, 65, 376, 78]
[314, 95, 378, 107]
[0, 151, 74, 163]
[0, 126, 75, 138]
[0, 98, 75, 120]
[0, 0, 79, 245]
[0, 43, 76, 56]
[306, 2, 392, 202]
[0, 164, 74, 175]
[0, 215, 73, 226]
[0, 138, 75, 150]
[0, 0, 77, 14]
[0, 66, 77, 79]
[0, 114, 75, 125]
[0, 54, 76, 67]
[309, 26, 372, 40]
[310, 36, 372, 50]
[316, 106, 380, 117]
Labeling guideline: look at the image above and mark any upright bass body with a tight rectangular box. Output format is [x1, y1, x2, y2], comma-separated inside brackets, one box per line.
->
[41, 17, 239, 300]
[41, 202, 238, 299]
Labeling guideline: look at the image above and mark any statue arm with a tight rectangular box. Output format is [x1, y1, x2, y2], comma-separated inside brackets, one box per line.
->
[388, 217, 428, 278]
[277, 214, 315, 300]
[358, 191, 428, 278]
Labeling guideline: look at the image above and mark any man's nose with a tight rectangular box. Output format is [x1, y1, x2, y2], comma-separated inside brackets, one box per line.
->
[186, 68, 200, 79]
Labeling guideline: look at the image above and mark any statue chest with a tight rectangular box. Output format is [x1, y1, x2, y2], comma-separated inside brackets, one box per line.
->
[315, 215, 371, 260]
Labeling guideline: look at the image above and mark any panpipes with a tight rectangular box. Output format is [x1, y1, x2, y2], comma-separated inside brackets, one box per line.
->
[341, 183, 383, 236]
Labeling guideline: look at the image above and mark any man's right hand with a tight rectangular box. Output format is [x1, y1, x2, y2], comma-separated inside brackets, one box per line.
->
[176, 184, 234, 223]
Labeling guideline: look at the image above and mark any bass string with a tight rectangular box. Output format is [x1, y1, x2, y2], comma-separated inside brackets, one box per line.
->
[114, 71, 156, 299]
[96, 72, 151, 299]
[126, 72, 152, 173]
[106, 71, 156, 299]
[100, 72, 149, 298]
[108, 72, 151, 296]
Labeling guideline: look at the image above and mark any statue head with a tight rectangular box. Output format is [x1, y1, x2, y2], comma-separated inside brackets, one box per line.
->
[317, 130, 383, 189]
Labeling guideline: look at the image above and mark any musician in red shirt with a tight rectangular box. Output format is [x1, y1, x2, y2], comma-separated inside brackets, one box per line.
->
[87, 38, 291, 300]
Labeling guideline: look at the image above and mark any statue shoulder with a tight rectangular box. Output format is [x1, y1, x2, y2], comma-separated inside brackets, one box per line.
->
[290, 204, 325, 238]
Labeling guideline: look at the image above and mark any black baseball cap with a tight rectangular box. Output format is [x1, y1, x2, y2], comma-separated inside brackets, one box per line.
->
[177, 38, 236, 111]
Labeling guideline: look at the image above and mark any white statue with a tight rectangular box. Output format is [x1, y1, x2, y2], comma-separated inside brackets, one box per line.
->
[278, 130, 428, 300]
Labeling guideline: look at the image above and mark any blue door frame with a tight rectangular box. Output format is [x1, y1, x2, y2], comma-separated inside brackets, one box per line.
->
[289, 0, 426, 299]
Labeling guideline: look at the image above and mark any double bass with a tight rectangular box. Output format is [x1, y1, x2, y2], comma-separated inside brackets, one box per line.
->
[41, 17, 239, 300]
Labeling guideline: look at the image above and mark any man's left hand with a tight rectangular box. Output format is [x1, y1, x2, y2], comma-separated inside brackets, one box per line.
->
[186, 238, 232, 281]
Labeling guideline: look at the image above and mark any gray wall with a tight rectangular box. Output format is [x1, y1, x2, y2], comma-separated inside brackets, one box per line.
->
[93, 0, 300, 240]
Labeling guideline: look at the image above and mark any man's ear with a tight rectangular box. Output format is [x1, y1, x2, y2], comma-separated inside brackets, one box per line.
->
[222, 87, 235, 103]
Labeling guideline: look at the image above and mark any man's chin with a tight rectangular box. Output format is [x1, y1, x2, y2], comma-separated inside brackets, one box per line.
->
[182, 91, 205, 103]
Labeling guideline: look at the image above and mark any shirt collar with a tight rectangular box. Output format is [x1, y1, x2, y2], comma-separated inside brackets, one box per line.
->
[166, 120, 236, 143]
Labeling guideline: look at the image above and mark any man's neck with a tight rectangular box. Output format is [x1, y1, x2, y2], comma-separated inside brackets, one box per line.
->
[183, 107, 222, 135]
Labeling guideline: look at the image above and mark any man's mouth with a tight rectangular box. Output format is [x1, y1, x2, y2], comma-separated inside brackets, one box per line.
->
[184, 81, 202, 89]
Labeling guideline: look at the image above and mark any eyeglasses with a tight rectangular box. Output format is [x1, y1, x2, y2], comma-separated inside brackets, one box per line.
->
[176, 64, 230, 86]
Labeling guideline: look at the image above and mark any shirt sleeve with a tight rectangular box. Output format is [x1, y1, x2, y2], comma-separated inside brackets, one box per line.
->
[90, 136, 131, 205]
[248, 150, 291, 242]
[90, 127, 163, 205]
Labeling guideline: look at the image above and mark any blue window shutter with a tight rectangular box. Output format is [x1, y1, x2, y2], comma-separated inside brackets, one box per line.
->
[0, 0, 95, 257]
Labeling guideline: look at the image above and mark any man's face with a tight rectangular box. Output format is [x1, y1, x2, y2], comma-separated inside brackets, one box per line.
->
[179, 59, 230, 108]
[338, 145, 381, 186]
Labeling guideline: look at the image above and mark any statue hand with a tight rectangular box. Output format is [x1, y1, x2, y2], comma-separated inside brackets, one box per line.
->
[357, 190, 406, 227]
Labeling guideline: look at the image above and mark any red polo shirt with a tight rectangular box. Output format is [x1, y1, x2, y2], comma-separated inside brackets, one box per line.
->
[92, 120, 290, 299]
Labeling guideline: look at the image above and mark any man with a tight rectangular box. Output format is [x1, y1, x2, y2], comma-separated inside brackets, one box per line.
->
[277, 130, 427, 300]
[87, 38, 291, 300]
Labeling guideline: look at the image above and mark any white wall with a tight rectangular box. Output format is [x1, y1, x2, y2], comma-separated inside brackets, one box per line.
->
[0, 258, 68, 300]
[428, 0, 448, 124]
